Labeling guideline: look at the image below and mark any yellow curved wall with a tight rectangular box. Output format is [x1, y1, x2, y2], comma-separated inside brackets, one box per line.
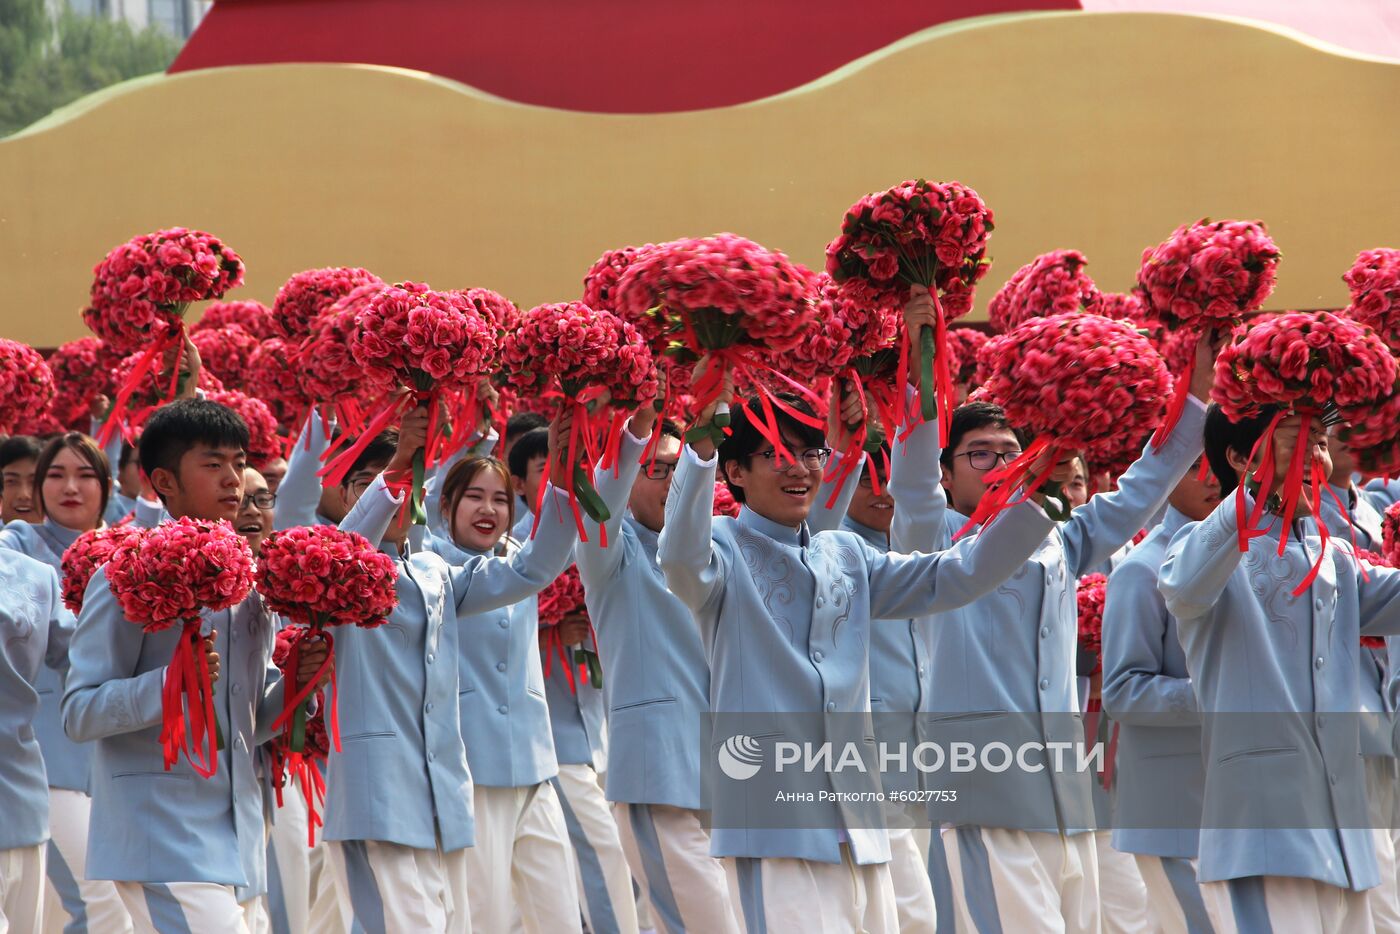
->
[1, 11, 1397, 347]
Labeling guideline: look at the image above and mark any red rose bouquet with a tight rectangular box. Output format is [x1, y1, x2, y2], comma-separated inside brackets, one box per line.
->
[297, 283, 385, 418]
[60, 525, 143, 614]
[1212, 311, 1396, 590]
[327, 283, 499, 524]
[192, 300, 276, 341]
[826, 179, 994, 435]
[1343, 249, 1400, 352]
[946, 327, 989, 388]
[85, 229, 244, 443]
[104, 518, 254, 777]
[537, 565, 601, 691]
[255, 525, 397, 774]
[205, 389, 282, 468]
[1092, 290, 1153, 330]
[613, 233, 817, 451]
[713, 481, 740, 518]
[987, 251, 1099, 335]
[500, 301, 658, 542]
[190, 325, 259, 391]
[0, 339, 56, 435]
[109, 352, 224, 438]
[583, 244, 660, 318]
[1384, 503, 1400, 569]
[1076, 573, 1107, 675]
[271, 267, 384, 341]
[48, 337, 116, 429]
[269, 627, 334, 843]
[245, 338, 310, 433]
[970, 314, 1171, 534]
[1137, 219, 1280, 446]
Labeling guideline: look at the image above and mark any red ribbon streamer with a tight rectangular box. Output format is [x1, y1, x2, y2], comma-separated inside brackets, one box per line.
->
[160, 620, 219, 779]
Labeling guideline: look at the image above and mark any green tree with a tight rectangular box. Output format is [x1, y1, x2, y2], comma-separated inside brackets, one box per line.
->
[0, 0, 181, 137]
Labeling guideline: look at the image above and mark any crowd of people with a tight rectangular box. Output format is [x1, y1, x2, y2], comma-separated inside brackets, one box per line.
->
[2, 222, 1400, 934]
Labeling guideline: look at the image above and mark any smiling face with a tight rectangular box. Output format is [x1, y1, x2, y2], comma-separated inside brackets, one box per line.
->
[723, 430, 825, 529]
[2, 456, 41, 524]
[449, 465, 514, 552]
[152, 444, 247, 523]
[628, 434, 681, 534]
[41, 447, 104, 532]
[236, 467, 274, 554]
[846, 462, 892, 533]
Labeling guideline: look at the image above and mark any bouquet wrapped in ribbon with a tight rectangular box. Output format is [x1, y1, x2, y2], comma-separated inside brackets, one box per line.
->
[269, 627, 333, 845]
[1343, 249, 1400, 352]
[246, 338, 311, 435]
[328, 283, 499, 524]
[48, 337, 116, 429]
[190, 325, 259, 391]
[970, 314, 1171, 533]
[271, 267, 384, 342]
[60, 525, 143, 614]
[946, 327, 989, 394]
[192, 299, 276, 341]
[1076, 573, 1107, 676]
[537, 565, 601, 691]
[84, 228, 244, 443]
[0, 339, 56, 435]
[1137, 219, 1280, 446]
[613, 233, 816, 452]
[500, 301, 657, 542]
[255, 525, 397, 818]
[104, 518, 254, 777]
[296, 283, 386, 434]
[987, 250, 1099, 335]
[109, 351, 224, 437]
[1212, 311, 1396, 591]
[453, 287, 521, 441]
[583, 244, 660, 316]
[826, 179, 994, 438]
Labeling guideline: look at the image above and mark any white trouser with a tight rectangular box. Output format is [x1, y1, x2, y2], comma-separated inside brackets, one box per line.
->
[326, 840, 471, 934]
[888, 828, 938, 933]
[1095, 832, 1152, 934]
[943, 826, 1100, 934]
[725, 847, 899, 934]
[1366, 757, 1400, 932]
[0, 844, 45, 934]
[240, 896, 269, 934]
[1202, 876, 1373, 934]
[1133, 855, 1213, 934]
[614, 802, 740, 934]
[116, 881, 249, 934]
[551, 763, 639, 934]
[265, 784, 342, 934]
[42, 787, 133, 934]
[465, 782, 580, 934]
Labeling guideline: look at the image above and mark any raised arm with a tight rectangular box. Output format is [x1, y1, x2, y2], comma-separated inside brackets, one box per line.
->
[658, 444, 730, 613]
[808, 381, 868, 534]
[576, 413, 652, 586]
[1100, 557, 1198, 725]
[865, 496, 1054, 620]
[275, 408, 333, 530]
[1157, 501, 1241, 622]
[62, 567, 167, 742]
[888, 387, 949, 555]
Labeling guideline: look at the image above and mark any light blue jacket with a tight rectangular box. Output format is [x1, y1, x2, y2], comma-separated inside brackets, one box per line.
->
[63, 567, 284, 888]
[544, 635, 608, 769]
[1160, 496, 1400, 890]
[327, 474, 578, 850]
[0, 520, 93, 794]
[889, 398, 1206, 834]
[275, 410, 337, 531]
[104, 492, 135, 526]
[0, 550, 72, 850]
[1099, 507, 1205, 858]
[658, 444, 1055, 864]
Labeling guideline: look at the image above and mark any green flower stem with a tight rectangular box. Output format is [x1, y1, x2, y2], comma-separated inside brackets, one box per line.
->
[919, 326, 937, 422]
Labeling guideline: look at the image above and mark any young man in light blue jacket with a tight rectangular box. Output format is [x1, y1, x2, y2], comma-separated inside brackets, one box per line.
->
[1160, 407, 1400, 933]
[0, 548, 73, 933]
[1100, 455, 1219, 934]
[658, 357, 1057, 933]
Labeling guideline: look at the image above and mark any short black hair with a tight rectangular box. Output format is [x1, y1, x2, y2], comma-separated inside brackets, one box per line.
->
[508, 426, 550, 480]
[139, 399, 249, 482]
[940, 402, 1026, 470]
[659, 418, 683, 442]
[718, 394, 825, 504]
[505, 412, 549, 443]
[343, 430, 399, 484]
[1204, 403, 1277, 499]
[0, 435, 42, 471]
[118, 441, 137, 470]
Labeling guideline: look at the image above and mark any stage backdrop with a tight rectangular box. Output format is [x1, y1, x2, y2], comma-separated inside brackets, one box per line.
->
[0, 10, 1397, 348]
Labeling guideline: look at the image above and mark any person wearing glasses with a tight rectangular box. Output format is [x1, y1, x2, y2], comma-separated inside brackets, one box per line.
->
[657, 355, 1057, 933]
[888, 285, 1216, 934]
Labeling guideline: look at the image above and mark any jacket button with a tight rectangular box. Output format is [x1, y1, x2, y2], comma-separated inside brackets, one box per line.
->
[1317, 716, 1326, 729]
[496, 662, 507, 672]
[825, 701, 837, 712]
[919, 666, 926, 676]
[813, 650, 824, 663]
[499, 618, 510, 629]
[498, 705, 508, 715]
[816, 596, 825, 608]
[1315, 657, 1325, 670]
[1040, 627, 1050, 638]
[1039, 678, 1050, 691]
[232, 684, 242, 696]
[1329, 772, 1338, 786]
[427, 653, 435, 664]
[425, 703, 434, 713]
[1314, 598, 1324, 612]
[427, 751, 435, 762]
